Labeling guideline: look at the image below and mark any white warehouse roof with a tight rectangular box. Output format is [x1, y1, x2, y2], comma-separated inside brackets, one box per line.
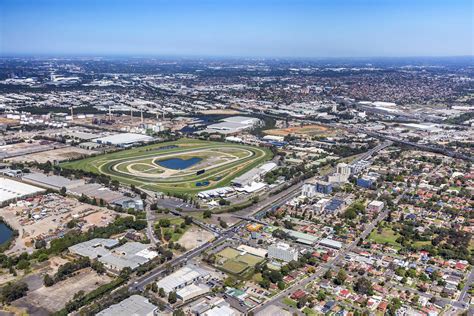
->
[69, 239, 158, 271]
[22, 172, 85, 190]
[221, 116, 260, 125]
[318, 238, 343, 249]
[0, 178, 45, 204]
[94, 133, 154, 146]
[259, 162, 277, 173]
[156, 265, 210, 293]
[176, 283, 210, 301]
[97, 295, 157, 316]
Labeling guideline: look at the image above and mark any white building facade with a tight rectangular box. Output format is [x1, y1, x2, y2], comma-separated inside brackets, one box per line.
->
[268, 242, 299, 262]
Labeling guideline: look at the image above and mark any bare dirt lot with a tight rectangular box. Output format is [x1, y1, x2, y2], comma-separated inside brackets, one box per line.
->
[264, 124, 334, 136]
[0, 141, 67, 160]
[0, 256, 69, 288]
[7, 146, 97, 164]
[81, 209, 117, 229]
[0, 117, 19, 126]
[13, 268, 112, 315]
[203, 212, 240, 227]
[178, 226, 215, 249]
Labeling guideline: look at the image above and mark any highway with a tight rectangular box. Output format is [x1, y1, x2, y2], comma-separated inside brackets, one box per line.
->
[354, 140, 393, 162]
[331, 123, 472, 162]
[257, 111, 473, 162]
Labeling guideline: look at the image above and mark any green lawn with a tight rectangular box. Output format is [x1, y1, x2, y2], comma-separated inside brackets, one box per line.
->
[215, 247, 264, 277]
[188, 211, 204, 220]
[369, 226, 401, 249]
[217, 247, 241, 260]
[157, 217, 190, 242]
[221, 260, 248, 274]
[370, 225, 436, 251]
[239, 253, 264, 266]
[283, 297, 297, 308]
[303, 307, 316, 315]
[252, 273, 263, 282]
[413, 240, 431, 249]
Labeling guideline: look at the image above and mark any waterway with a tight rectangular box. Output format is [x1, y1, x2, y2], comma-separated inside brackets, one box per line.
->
[0, 222, 13, 245]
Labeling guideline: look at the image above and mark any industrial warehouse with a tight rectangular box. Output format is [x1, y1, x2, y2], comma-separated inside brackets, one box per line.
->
[68, 238, 158, 272]
[0, 177, 45, 205]
[156, 265, 211, 295]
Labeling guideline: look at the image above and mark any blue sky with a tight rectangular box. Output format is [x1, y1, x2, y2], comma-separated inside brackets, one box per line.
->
[0, 0, 473, 57]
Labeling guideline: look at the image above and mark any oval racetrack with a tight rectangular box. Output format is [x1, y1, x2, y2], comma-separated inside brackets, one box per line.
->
[60, 139, 272, 194]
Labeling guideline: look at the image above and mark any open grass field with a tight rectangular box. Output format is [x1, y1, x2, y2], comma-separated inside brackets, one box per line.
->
[216, 246, 264, 277]
[217, 247, 241, 260]
[282, 297, 297, 308]
[368, 227, 401, 249]
[156, 217, 190, 242]
[370, 224, 437, 251]
[303, 307, 317, 315]
[222, 260, 248, 274]
[61, 138, 272, 194]
[239, 253, 264, 266]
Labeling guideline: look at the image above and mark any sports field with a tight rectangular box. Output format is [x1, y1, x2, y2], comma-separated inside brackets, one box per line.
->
[216, 247, 264, 276]
[61, 138, 272, 194]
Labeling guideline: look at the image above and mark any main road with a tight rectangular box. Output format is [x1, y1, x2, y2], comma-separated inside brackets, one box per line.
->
[131, 135, 399, 295]
[131, 175, 308, 291]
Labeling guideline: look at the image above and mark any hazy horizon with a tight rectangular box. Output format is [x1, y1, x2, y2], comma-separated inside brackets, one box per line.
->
[1, 0, 473, 58]
[1, 53, 473, 59]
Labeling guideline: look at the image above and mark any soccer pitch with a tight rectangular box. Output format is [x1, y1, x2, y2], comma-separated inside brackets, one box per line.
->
[61, 138, 272, 194]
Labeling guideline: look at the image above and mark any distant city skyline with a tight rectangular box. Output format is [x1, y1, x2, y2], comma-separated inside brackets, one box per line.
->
[1, 0, 473, 58]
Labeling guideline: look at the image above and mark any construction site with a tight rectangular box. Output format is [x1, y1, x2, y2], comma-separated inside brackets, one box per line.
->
[2, 193, 118, 254]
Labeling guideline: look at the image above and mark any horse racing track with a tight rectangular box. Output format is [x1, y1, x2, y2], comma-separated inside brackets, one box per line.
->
[61, 138, 272, 194]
